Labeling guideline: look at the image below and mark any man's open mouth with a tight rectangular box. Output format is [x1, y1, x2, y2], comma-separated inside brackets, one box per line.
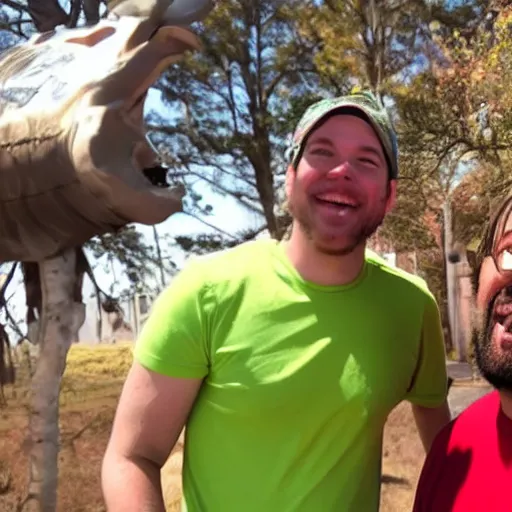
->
[314, 192, 359, 209]
[493, 300, 512, 332]
[490, 293, 512, 349]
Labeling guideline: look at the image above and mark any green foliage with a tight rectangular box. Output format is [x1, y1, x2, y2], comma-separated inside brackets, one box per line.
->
[389, 4, 512, 253]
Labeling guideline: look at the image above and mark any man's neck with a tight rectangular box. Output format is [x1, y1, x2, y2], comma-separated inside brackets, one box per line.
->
[499, 390, 512, 420]
[283, 227, 366, 287]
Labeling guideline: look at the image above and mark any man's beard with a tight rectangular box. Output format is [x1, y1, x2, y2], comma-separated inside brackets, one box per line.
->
[475, 298, 512, 392]
[288, 194, 387, 257]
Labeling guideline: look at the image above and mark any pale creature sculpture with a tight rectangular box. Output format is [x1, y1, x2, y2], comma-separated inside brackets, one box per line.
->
[0, 1, 215, 510]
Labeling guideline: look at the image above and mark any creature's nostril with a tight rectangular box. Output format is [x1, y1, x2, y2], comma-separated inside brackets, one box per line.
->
[66, 26, 116, 47]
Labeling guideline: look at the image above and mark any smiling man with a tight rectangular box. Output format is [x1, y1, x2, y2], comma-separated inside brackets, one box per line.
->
[412, 195, 512, 512]
[102, 91, 450, 512]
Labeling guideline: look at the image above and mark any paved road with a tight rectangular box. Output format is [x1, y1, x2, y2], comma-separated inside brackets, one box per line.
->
[448, 384, 492, 418]
[446, 360, 475, 380]
[445, 360, 492, 417]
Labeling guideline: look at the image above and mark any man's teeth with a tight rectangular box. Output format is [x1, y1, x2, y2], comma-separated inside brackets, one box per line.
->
[317, 193, 357, 206]
[502, 249, 512, 270]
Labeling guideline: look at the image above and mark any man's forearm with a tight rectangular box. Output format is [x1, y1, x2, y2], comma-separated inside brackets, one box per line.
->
[412, 400, 451, 453]
[102, 453, 166, 512]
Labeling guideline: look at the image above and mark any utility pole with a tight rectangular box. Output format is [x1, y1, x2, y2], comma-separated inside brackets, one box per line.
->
[152, 226, 166, 292]
[444, 199, 467, 362]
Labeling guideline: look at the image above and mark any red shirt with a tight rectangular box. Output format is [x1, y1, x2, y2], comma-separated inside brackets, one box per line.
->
[413, 390, 512, 512]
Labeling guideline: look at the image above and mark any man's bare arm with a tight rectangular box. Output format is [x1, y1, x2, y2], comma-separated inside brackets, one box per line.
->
[101, 360, 203, 512]
[412, 400, 451, 453]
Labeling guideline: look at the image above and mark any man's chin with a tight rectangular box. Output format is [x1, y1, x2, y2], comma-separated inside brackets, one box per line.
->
[310, 233, 364, 257]
[307, 221, 378, 256]
[476, 317, 512, 391]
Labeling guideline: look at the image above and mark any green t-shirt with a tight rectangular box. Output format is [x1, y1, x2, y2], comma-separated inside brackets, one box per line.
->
[134, 240, 448, 512]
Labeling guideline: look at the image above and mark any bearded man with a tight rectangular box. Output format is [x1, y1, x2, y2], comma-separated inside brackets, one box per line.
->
[413, 194, 512, 512]
[102, 90, 450, 512]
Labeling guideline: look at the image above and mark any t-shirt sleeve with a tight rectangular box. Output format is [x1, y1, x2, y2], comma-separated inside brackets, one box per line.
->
[133, 259, 211, 379]
[405, 291, 448, 407]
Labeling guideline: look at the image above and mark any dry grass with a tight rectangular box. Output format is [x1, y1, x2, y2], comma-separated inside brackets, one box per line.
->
[381, 403, 425, 511]
[0, 344, 424, 511]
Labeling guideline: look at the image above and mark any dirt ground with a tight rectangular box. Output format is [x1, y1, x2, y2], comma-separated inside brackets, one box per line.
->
[0, 344, 439, 511]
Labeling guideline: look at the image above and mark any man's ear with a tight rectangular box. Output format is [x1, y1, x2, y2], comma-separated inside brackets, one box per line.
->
[385, 179, 397, 213]
[285, 165, 295, 198]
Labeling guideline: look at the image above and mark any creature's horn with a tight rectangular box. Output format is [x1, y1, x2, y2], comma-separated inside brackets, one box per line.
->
[164, 0, 216, 25]
[108, 0, 173, 20]
[108, 0, 216, 25]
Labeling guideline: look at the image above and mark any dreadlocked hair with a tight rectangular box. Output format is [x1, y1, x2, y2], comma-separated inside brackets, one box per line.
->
[473, 193, 512, 290]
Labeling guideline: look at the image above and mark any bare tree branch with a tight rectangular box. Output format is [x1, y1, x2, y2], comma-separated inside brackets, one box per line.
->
[182, 211, 238, 239]
[27, 0, 69, 31]
[1, 0, 29, 14]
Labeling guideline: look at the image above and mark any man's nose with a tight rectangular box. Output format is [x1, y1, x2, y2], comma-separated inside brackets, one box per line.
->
[326, 161, 354, 180]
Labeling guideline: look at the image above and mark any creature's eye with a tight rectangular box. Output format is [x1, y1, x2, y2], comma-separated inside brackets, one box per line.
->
[500, 249, 512, 271]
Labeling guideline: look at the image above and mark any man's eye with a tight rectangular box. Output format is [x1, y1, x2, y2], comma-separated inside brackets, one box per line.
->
[500, 249, 512, 270]
[358, 157, 378, 166]
[311, 148, 333, 157]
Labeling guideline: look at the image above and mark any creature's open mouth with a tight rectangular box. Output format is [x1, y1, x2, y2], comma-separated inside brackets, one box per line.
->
[116, 23, 202, 191]
[125, 95, 170, 189]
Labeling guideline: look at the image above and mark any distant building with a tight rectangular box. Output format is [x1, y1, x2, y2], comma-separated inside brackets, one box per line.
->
[78, 292, 156, 344]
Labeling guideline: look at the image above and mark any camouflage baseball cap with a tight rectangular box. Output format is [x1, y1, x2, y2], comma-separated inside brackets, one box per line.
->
[287, 90, 399, 179]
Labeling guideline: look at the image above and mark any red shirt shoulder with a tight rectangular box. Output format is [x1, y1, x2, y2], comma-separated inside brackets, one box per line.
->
[413, 391, 512, 512]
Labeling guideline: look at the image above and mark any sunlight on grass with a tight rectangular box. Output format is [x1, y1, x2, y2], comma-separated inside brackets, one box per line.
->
[60, 343, 134, 406]
[8, 343, 135, 409]
[64, 343, 134, 379]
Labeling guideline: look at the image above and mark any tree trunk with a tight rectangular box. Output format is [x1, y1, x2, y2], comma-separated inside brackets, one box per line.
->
[21, 249, 85, 512]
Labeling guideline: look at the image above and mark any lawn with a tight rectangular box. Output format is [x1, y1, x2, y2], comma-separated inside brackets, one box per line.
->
[0, 343, 425, 512]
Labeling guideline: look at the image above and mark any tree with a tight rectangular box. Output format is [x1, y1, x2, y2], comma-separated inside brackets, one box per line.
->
[293, 0, 487, 98]
[149, 0, 321, 244]
[388, 2, 512, 249]
[378, 3, 512, 357]
[0, 0, 106, 40]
